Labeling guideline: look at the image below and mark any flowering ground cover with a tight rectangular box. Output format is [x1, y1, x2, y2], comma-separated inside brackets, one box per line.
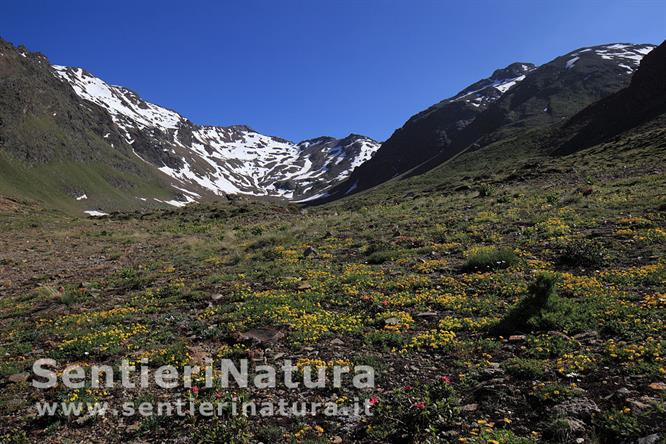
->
[0, 133, 664, 442]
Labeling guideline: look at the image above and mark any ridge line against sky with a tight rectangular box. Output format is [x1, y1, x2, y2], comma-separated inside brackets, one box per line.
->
[1, 0, 665, 142]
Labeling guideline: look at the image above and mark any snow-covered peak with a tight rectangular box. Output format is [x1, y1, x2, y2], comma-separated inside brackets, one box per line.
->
[452, 62, 537, 108]
[51, 65, 380, 201]
[52, 65, 183, 140]
[164, 127, 379, 200]
[563, 43, 656, 73]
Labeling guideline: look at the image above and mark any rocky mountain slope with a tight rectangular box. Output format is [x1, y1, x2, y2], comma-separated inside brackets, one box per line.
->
[51, 65, 379, 201]
[323, 43, 656, 201]
[554, 41, 666, 154]
[0, 38, 659, 212]
[0, 38, 379, 212]
[0, 39, 183, 212]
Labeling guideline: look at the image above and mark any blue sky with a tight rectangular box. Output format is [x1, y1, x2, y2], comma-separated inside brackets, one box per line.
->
[2, 0, 664, 142]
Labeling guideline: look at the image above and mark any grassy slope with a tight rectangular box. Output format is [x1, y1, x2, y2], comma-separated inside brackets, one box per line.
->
[0, 116, 664, 443]
[0, 148, 184, 215]
[330, 113, 666, 212]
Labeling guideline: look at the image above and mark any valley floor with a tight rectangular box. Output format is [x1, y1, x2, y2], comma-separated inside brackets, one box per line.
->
[0, 136, 665, 443]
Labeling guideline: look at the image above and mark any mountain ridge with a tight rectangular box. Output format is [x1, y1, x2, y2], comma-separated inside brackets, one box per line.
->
[0, 38, 660, 213]
[51, 64, 381, 201]
[0, 37, 380, 213]
[319, 42, 656, 202]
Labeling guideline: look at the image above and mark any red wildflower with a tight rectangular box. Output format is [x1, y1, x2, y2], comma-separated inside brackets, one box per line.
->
[403, 385, 413, 391]
[381, 300, 389, 306]
[368, 396, 380, 406]
[439, 375, 451, 384]
[413, 401, 426, 410]
[191, 386, 200, 395]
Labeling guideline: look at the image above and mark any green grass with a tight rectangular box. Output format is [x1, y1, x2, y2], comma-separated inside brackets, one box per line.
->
[0, 148, 182, 215]
[462, 247, 520, 272]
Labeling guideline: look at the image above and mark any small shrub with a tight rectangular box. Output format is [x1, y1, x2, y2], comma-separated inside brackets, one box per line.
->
[254, 426, 284, 443]
[365, 379, 460, 441]
[462, 246, 519, 272]
[246, 235, 280, 251]
[364, 331, 407, 350]
[556, 240, 606, 267]
[477, 183, 495, 197]
[504, 357, 547, 380]
[545, 417, 581, 443]
[194, 417, 252, 444]
[527, 296, 595, 335]
[593, 409, 643, 441]
[367, 250, 399, 264]
[545, 193, 560, 205]
[111, 267, 151, 291]
[490, 272, 557, 336]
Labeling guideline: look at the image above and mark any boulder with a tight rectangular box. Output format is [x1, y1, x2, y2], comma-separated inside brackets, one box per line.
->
[554, 398, 600, 419]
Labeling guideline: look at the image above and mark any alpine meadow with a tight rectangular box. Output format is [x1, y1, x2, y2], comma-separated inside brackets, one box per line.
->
[1, 2, 665, 443]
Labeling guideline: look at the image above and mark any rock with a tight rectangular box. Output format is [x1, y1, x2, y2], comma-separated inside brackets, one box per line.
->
[211, 293, 224, 301]
[297, 282, 312, 290]
[236, 328, 285, 345]
[473, 378, 509, 401]
[616, 387, 631, 396]
[330, 436, 343, 444]
[330, 338, 344, 346]
[383, 317, 402, 326]
[637, 434, 660, 444]
[7, 373, 29, 383]
[415, 311, 438, 317]
[461, 403, 478, 412]
[508, 335, 526, 342]
[187, 346, 212, 365]
[561, 417, 587, 434]
[648, 382, 666, 391]
[568, 418, 587, 434]
[572, 331, 598, 341]
[303, 246, 318, 257]
[480, 363, 504, 380]
[627, 398, 650, 412]
[554, 398, 600, 419]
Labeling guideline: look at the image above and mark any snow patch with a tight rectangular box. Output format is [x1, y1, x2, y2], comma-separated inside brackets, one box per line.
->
[565, 56, 580, 69]
[84, 210, 108, 217]
[567, 44, 656, 73]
